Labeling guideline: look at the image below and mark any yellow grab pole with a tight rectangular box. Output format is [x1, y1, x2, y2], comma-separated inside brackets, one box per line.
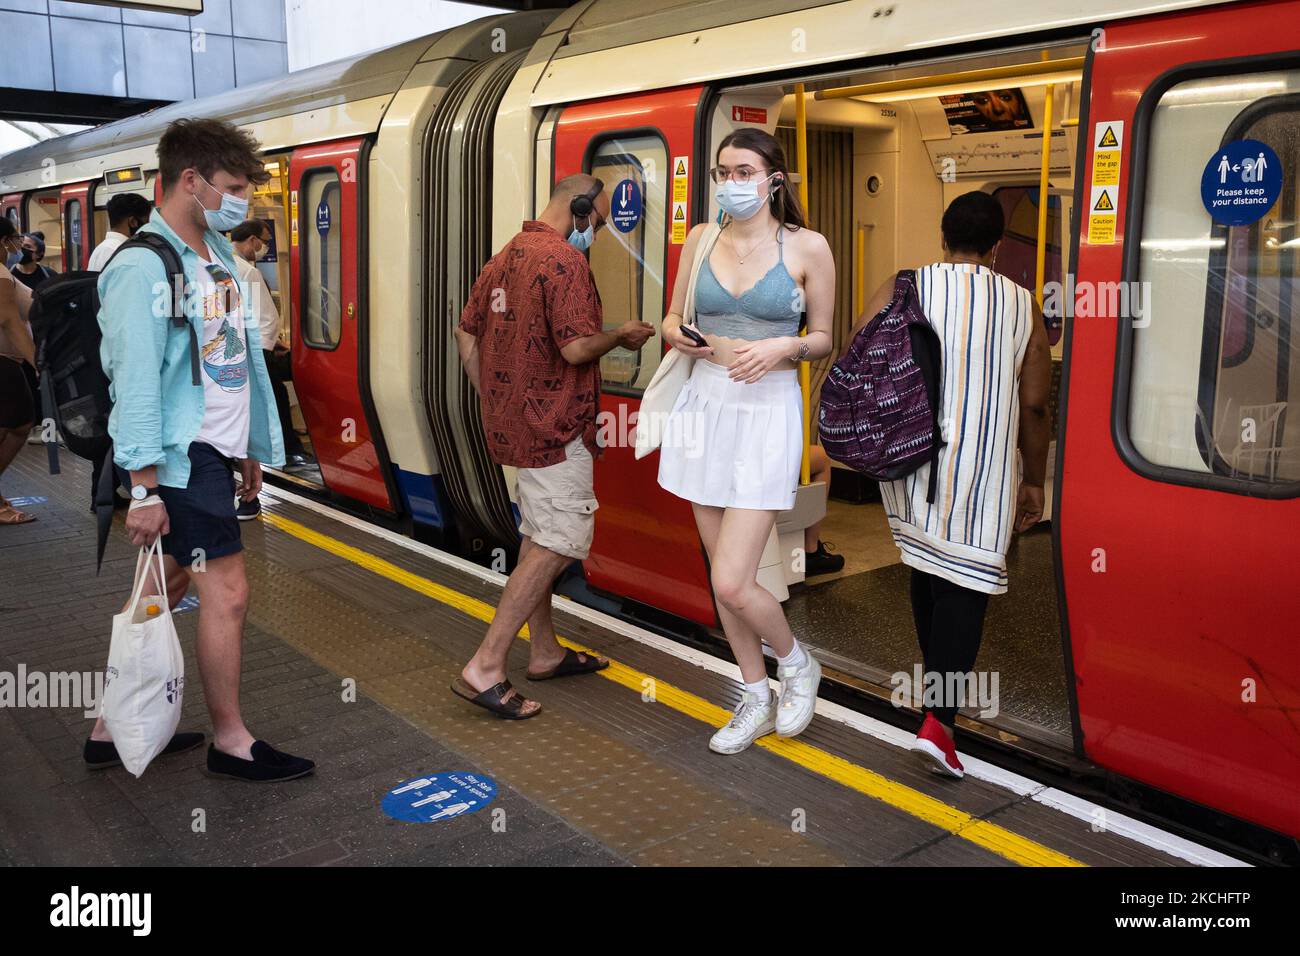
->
[855, 224, 866, 315]
[1034, 53, 1054, 309]
[795, 83, 811, 485]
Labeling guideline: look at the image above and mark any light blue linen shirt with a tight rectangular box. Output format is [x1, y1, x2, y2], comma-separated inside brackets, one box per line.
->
[97, 209, 284, 487]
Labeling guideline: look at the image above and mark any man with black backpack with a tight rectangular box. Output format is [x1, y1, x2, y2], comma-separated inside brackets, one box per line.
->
[84, 117, 314, 783]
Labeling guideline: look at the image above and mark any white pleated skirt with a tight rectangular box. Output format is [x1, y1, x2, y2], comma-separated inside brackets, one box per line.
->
[656, 359, 802, 511]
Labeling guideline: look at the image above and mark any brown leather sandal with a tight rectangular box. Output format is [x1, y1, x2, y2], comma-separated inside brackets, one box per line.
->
[0, 502, 35, 525]
[450, 678, 541, 720]
[526, 647, 609, 681]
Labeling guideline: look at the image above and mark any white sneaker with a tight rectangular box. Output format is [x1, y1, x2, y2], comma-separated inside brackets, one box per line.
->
[775, 654, 821, 737]
[709, 690, 776, 755]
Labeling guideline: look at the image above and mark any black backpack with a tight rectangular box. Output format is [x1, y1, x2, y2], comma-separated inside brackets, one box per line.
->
[27, 232, 200, 567]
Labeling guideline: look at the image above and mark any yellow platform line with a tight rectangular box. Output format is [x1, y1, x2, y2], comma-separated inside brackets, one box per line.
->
[261, 510, 1083, 867]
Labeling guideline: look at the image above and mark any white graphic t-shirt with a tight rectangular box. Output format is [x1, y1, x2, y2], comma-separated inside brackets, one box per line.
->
[192, 245, 251, 459]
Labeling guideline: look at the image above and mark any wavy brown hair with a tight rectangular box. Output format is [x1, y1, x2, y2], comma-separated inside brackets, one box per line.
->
[716, 127, 806, 230]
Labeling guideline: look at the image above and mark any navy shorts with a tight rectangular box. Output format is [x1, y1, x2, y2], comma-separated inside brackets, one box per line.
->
[158, 442, 242, 566]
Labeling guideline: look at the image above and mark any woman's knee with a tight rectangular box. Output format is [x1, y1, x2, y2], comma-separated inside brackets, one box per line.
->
[711, 569, 752, 612]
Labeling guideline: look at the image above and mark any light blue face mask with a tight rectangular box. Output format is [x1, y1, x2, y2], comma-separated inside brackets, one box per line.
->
[567, 217, 595, 252]
[716, 172, 779, 221]
[194, 173, 250, 232]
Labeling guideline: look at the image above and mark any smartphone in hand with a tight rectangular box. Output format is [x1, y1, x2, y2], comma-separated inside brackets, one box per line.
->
[680, 324, 707, 348]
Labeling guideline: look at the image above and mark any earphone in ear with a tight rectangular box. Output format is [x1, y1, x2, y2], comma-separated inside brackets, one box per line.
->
[570, 180, 604, 220]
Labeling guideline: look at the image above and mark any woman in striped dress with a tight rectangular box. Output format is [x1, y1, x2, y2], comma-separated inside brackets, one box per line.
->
[856, 191, 1052, 778]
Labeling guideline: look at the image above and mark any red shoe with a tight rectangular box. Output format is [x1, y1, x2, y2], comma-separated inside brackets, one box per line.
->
[910, 713, 964, 779]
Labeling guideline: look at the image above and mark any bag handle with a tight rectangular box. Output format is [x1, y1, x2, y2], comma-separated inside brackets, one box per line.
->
[125, 538, 169, 618]
[683, 222, 723, 329]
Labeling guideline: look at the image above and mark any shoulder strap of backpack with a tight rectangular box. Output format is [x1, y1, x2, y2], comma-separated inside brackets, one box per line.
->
[107, 232, 201, 387]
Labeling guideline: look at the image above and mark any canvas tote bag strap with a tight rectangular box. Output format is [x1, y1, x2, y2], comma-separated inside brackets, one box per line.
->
[126, 538, 169, 617]
[683, 222, 723, 328]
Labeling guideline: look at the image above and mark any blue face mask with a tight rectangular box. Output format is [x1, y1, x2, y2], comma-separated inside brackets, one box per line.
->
[567, 217, 594, 252]
[716, 172, 779, 221]
[194, 173, 249, 232]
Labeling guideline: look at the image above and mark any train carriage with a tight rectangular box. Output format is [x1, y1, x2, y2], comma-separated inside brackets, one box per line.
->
[2, 0, 1297, 858]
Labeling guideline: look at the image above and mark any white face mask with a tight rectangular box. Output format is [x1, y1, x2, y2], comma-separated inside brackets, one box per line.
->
[716, 171, 779, 221]
[194, 173, 249, 232]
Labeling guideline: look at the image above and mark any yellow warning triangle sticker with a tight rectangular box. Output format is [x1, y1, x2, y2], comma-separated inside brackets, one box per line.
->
[1093, 190, 1115, 212]
[673, 205, 685, 220]
[1098, 125, 1119, 148]
[674, 159, 687, 176]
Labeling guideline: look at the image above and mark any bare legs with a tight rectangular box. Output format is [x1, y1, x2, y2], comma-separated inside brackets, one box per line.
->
[460, 536, 571, 717]
[692, 503, 795, 684]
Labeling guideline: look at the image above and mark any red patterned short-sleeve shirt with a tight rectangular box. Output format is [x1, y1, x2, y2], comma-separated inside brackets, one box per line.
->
[459, 221, 602, 469]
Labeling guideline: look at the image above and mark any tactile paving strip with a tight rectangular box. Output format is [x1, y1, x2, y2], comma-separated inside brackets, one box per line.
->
[242, 549, 848, 866]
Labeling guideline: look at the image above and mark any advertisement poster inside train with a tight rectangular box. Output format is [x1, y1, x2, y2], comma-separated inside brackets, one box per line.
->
[940, 88, 1034, 134]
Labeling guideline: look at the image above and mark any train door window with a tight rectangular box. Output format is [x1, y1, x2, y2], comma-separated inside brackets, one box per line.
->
[26, 189, 62, 271]
[1128, 68, 1300, 490]
[586, 134, 668, 392]
[300, 169, 341, 350]
[251, 157, 289, 343]
[65, 198, 83, 270]
[5, 207, 18, 229]
[91, 187, 110, 253]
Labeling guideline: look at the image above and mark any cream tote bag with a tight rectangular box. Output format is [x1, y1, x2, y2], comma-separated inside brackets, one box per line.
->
[634, 221, 723, 460]
[101, 538, 185, 777]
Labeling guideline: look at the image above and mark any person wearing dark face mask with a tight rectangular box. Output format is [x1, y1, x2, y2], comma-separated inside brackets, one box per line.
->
[87, 193, 152, 272]
[11, 234, 53, 292]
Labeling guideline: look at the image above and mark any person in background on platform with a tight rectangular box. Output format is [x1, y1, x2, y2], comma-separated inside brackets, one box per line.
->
[803, 443, 844, 577]
[12, 233, 54, 292]
[0, 219, 37, 524]
[658, 127, 836, 755]
[857, 191, 1051, 779]
[90, 117, 313, 782]
[87, 192, 152, 272]
[451, 174, 653, 719]
[229, 218, 313, 521]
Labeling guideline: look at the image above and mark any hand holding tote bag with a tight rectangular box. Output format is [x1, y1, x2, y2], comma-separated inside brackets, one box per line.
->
[634, 222, 723, 460]
[101, 538, 185, 777]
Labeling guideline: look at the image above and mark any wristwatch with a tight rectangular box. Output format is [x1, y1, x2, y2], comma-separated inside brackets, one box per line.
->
[130, 484, 158, 502]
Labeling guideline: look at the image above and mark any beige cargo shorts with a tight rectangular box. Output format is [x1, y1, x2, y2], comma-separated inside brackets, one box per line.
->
[516, 436, 599, 560]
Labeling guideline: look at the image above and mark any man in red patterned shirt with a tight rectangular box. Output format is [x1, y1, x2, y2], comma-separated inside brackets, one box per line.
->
[452, 174, 653, 719]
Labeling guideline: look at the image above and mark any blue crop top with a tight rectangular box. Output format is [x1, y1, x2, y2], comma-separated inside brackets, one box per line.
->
[693, 226, 801, 340]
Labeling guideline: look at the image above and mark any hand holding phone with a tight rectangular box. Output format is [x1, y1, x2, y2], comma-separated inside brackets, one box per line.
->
[679, 324, 707, 348]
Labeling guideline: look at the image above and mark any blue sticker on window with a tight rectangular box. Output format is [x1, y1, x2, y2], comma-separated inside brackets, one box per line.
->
[611, 179, 642, 234]
[1201, 139, 1282, 226]
[381, 772, 497, 823]
[315, 200, 331, 234]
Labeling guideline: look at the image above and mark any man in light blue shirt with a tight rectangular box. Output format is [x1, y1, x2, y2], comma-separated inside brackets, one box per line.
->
[85, 118, 313, 784]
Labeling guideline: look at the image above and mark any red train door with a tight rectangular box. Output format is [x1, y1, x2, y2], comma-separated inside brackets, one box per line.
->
[58, 181, 91, 270]
[552, 86, 718, 625]
[288, 138, 398, 513]
[1063, 0, 1300, 838]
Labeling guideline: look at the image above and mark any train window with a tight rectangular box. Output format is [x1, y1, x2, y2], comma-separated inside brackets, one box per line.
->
[1128, 68, 1300, 491]
[586, 133, 668, 393]
[301, 170, 342, 350]
[64, 199, 83, 271]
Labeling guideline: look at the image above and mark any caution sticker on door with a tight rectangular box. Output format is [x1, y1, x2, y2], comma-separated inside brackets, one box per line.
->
[1091, 120, 1123, 188]
[672, 155, 689, 204]
[1088, 185, 1117, 244]
[671, 200, 687, 244]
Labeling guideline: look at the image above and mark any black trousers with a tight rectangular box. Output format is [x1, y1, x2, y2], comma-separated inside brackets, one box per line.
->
[910, 568, 991, 727]
[264, 349, 304, 456]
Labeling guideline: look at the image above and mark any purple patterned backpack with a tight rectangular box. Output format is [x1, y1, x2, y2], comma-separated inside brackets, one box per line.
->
[817, 269, 945, 502]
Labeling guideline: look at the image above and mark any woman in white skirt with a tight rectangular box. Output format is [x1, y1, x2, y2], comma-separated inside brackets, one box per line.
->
[658, 127, 836, 754]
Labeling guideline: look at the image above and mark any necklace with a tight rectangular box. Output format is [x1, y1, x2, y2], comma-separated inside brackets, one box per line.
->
[728, 226, 774, 264]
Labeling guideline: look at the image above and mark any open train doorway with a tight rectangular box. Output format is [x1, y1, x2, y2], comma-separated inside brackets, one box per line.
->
[710, 40, 1086, 750]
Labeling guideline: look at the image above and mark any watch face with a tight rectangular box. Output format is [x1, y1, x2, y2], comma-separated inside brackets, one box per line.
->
[132, 485, 148, 500]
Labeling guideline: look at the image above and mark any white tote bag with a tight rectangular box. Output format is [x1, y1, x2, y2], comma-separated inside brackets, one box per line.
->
[100, 538, 185, 777]
[634, 222, 723, 460]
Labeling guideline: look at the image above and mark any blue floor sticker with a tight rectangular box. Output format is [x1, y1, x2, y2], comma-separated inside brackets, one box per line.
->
[381, 772, 497, 823]
[173, 595, 200, 614]
[6, 496, 47, 507]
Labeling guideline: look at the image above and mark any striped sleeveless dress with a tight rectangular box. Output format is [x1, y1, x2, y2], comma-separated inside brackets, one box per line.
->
[879, 262, 1033, 595]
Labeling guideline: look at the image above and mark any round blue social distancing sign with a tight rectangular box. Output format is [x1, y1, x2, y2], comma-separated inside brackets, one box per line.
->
[381, 772, 497, 823]
[1201, 139, 1282, 226]
[610, 178, 642, 233]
